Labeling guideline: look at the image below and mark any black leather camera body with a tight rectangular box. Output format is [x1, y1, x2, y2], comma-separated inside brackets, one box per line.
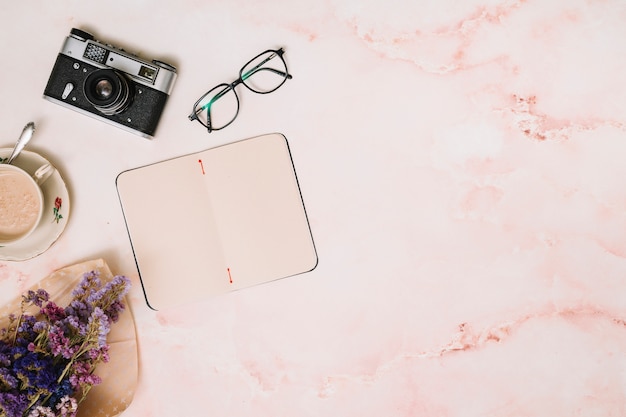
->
[43, 28, 177, 138]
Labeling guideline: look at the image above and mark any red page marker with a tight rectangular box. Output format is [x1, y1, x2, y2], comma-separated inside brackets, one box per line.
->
[198, 159, 205, 175]
[227, 268, 233, 284]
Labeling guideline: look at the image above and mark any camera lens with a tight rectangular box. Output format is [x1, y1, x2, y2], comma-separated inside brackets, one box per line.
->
[84, 69, 133, 115]
[95, 79, 114, 99]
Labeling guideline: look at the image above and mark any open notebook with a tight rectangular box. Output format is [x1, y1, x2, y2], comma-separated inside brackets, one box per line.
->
[116, 133, 317, 310]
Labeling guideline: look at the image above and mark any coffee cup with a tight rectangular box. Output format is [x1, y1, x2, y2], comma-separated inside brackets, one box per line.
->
[0, 163, 48, 246]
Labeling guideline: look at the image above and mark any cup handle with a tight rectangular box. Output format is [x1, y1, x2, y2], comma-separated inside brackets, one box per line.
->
[33, 163, 56, 185]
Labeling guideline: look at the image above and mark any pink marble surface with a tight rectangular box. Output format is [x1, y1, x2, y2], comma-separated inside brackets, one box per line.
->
[1, 0, 626, 415]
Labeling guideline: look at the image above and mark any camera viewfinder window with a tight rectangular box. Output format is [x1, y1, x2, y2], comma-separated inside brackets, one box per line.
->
[139, 66, 157, 81]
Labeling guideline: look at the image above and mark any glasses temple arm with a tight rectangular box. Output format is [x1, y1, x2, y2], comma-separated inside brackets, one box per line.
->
[242, 67, 292, 81]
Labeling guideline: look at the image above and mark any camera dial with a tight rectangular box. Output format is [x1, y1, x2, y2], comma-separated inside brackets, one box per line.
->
[70, 28, 94, 41]
[152, 60, 177, 72]
[84, 69, 133, 116]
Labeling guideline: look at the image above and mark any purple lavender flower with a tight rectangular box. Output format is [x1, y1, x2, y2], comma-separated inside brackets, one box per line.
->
[32, 321, 47, 334]
[103, 276, 130, 322]
[26, 405, 56, 417]
[47, 326, 78, 360]
[1, 272, 131, 416]
[14, 315, 38, 347]
[63, 315, 86, 336]
[0, 391, 29, 417]
[86, 344, 110, 365]
[64, 300, 90, 323]
[88, 307, 110, 347]
[47, 378, 72, 409]
[71, 271, 102, 299]
[68, 361, 101, 390]
[13, 353, 59, 396]
[23, 289, 49, 308]
[41, 301, 66, 323]
[55, 395, 77, 417]
[0, 346, 12, 367]
[0, 368, 18, 389]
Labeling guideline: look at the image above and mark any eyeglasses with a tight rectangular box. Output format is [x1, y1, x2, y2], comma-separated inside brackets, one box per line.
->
[188, 48, 292, 133]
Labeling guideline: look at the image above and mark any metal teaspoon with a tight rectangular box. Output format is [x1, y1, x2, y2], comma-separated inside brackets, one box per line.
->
[5, 122, 36, 164]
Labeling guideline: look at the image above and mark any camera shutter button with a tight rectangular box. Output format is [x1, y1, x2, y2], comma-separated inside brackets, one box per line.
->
[62, 83, 75, 100]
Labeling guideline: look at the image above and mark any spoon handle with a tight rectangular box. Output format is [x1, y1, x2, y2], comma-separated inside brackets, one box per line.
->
[7, 122, 36, 164]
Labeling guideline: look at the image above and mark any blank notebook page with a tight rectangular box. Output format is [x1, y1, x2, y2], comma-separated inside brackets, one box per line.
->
[116, 133, 317, 310]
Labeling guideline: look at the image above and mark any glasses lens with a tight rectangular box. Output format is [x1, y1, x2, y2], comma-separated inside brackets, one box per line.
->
[241, 50, 289, 93]
[192, 84, 239, 130]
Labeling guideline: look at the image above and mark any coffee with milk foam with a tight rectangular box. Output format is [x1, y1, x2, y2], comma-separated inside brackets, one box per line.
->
[0, 169, 42, 242]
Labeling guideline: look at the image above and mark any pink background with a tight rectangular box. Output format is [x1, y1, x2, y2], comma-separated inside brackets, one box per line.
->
[1, 1, 625, 415]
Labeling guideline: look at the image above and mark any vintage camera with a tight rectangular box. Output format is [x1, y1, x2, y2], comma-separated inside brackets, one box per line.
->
[43, 28, 177, 138]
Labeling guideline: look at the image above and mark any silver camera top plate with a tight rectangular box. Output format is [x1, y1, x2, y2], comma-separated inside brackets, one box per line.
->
[60, 34, 176, 95]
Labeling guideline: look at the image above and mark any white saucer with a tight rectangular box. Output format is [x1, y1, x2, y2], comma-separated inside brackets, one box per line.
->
[0, 148, 70, 261]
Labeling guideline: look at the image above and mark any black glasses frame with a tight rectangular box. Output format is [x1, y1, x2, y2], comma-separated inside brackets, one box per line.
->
[188, 48, 292, 133]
